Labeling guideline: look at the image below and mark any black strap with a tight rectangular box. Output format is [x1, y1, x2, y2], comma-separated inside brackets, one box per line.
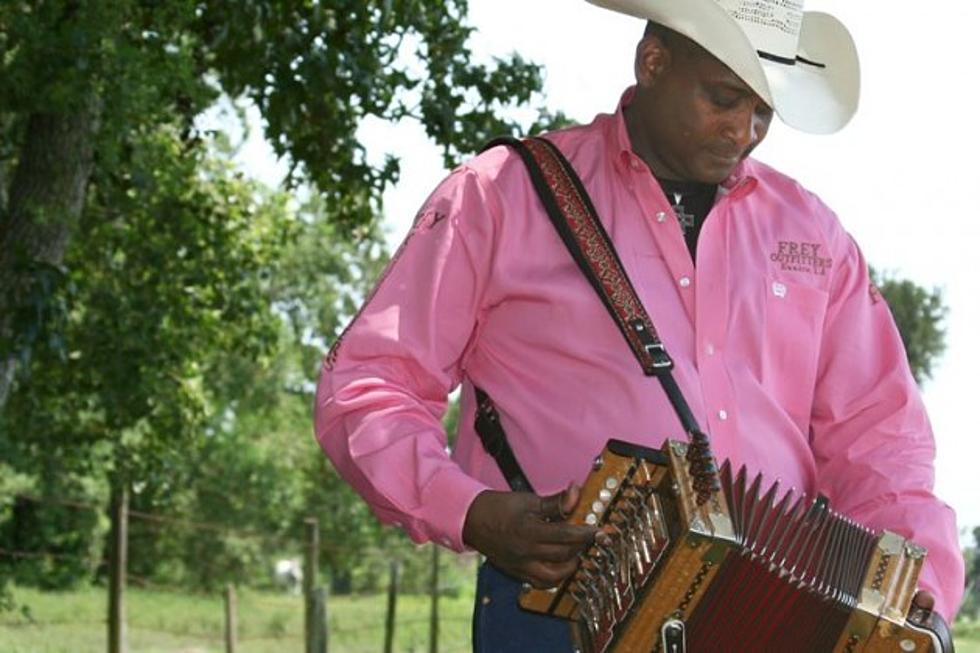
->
[474, 386, 534, 493]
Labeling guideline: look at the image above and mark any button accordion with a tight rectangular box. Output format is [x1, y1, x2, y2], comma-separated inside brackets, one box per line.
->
[519, 439, 952, 653]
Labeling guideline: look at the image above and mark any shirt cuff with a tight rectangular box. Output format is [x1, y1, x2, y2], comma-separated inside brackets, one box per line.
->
[418, 466, 491, 552]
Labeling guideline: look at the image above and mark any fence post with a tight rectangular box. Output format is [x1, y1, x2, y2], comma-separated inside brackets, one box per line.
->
[304, 517, 326, 653]
[313, 587, 328, 653]
[224, 584, 237, 653]
[108, 484, 128, 653]
[384, 559, 400, 653]
[428, 545, 440, 653]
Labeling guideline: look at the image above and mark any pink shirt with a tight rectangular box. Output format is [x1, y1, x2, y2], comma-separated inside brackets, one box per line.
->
[315, 90, 963, 619]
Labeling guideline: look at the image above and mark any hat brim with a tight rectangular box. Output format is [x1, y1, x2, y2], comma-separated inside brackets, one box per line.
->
[763, 12, 860, 134]
[587, 0, 860, 134]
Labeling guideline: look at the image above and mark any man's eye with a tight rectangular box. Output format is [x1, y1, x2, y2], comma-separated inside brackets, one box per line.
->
[709, 93, 739, 109]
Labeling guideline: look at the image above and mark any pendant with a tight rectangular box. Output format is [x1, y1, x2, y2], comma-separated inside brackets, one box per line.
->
[672, 192, 695, 234]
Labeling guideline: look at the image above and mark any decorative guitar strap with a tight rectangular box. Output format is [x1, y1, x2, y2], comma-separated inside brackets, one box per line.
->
[473, 136, 719, 504]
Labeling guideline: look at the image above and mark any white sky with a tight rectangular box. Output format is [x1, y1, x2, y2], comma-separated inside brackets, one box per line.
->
[234, 0, 979, 540]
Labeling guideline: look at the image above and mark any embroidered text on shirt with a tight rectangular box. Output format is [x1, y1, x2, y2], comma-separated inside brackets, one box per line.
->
[769, 241, 832, 276]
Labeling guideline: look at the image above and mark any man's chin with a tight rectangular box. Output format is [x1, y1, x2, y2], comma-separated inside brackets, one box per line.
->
[693, 168, 734, 185]
[696, 156, 741, 184]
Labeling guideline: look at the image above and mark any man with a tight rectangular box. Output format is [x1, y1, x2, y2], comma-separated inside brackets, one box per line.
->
[315, 0, 963, 649]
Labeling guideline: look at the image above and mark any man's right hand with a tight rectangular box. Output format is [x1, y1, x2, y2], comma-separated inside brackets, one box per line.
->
[462, 485, 598, 589]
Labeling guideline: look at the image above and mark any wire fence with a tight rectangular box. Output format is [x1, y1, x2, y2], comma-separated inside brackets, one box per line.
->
[0, 491, 480, 653]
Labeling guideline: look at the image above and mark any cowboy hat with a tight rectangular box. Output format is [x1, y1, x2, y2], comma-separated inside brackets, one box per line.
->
[587, 0, 860, 134]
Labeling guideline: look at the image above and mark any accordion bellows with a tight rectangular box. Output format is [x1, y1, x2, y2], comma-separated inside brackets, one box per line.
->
[519, 440, 945, 653]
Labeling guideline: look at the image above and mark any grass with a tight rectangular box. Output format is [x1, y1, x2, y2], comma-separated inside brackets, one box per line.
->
[959, 620, 980, 653]
[2, 584, 979, 652]
[0, 584, 475, 653]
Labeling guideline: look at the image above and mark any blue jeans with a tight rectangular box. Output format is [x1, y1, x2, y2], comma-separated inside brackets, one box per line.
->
[472, 562, 576, 652]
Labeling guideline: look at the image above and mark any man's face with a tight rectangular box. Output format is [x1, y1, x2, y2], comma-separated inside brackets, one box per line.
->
[629, 37, 775, 183]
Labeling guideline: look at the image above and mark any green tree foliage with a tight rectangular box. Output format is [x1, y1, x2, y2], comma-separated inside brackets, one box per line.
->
[0, 127, 285, 588]
[0, 0, 563, 405]
[199, 0, 565, 232]
[963, 527, 980, 620]
[874, 270, 948, 383]
[0, 0, 559, 598]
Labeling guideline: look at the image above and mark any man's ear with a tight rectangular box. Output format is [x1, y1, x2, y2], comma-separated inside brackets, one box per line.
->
[635, 35, 671, 87]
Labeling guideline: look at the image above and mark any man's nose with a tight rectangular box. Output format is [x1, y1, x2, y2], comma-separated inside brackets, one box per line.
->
[724, 107, 759, 150]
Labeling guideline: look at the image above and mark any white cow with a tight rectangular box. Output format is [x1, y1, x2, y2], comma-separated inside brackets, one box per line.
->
[273, 558, 303, 594]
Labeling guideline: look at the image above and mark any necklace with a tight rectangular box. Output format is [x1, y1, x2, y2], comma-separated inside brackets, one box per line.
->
[671, 191, 696, 234]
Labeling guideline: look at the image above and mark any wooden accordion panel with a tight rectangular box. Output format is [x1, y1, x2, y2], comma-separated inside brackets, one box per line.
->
[519, 440, 946, 653]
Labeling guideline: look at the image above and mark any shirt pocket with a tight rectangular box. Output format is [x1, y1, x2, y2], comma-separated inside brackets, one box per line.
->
[761, 277, 828, 428]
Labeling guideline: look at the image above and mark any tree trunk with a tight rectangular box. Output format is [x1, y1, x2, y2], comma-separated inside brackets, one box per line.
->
[0, 92, 101, 409]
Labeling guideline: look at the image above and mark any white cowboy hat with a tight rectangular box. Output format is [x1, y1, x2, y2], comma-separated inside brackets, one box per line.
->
[587, 0, 860, 134]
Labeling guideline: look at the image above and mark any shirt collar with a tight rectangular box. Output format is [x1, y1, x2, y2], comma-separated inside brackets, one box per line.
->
[609, 86, 757, 194]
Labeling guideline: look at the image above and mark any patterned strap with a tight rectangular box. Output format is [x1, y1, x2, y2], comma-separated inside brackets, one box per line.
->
[487, 136, 674, 377]
[474, 136, 719, 502]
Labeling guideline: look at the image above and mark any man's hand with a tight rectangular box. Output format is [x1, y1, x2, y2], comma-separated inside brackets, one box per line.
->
[912, 590, 935, 615]
[462, 485, 597, 588]
[909, 590, 955, 653]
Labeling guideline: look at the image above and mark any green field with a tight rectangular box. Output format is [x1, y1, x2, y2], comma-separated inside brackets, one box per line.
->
[0, 585, 474, 653]
[1, 585, 978, 652]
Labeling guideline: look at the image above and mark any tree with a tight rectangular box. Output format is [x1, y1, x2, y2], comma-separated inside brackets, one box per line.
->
[0, 0, 562, 601]
[0, 1, 211, 407]
[0, 125, 286, 588]
[874, 271, 947, 384]
[0, 0, 564, 408]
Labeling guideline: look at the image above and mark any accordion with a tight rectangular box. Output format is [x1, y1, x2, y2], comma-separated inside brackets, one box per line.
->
[520, 439, 952, 653]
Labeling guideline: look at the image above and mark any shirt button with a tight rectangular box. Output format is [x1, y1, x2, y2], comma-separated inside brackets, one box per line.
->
[705, 343, 715, 356]
[678, 276, 691, 288]
[655, 211, 667, 223]
[441, 537, 453, 548]
[718, 409, 728, 421]
[631, 159, 643, 171]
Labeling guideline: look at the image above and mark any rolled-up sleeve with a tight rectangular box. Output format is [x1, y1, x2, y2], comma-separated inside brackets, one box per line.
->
[314, 166, 501, 551]
[810, 226, 964, 621]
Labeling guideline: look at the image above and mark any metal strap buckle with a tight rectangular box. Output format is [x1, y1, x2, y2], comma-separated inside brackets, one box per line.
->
[644, 341, 674, 371]
[631, 319, 674, 372]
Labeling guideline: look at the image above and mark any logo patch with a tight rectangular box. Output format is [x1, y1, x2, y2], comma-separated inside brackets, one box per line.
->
[413, 208, 447, 231]
[770, 241, 832, 276]
[869, 282, 883, 305]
